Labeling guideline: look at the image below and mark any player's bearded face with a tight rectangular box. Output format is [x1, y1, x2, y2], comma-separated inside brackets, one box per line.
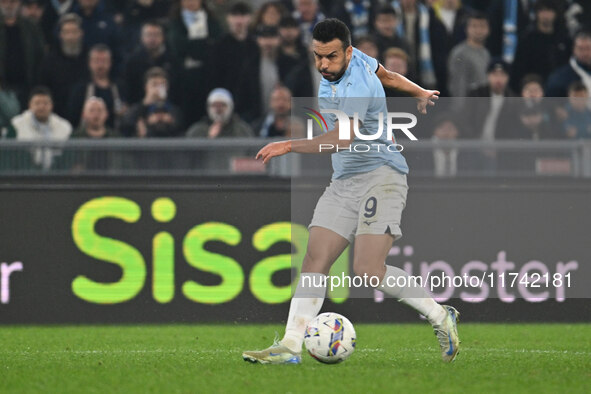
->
[313, 39, 352, 82]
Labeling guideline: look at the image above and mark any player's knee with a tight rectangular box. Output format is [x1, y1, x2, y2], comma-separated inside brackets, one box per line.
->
[302, 252, 331, 275]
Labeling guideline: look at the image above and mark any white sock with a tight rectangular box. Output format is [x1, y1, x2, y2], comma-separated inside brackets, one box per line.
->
[379, 265, 446, 325]
[281, 273, 326, 353]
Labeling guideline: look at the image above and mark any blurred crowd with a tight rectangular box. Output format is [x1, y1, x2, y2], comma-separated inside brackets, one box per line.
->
[1, 0, 591, 155]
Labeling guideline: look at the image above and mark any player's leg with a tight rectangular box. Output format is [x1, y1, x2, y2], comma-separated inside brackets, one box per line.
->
[354, 167, 460, 362]
[243, 175, 357, 364]
[242, 226, 349, 364]
[353, 233, 446, 323]
[353, 233, 460, 363]
[281, 226, 349, 351]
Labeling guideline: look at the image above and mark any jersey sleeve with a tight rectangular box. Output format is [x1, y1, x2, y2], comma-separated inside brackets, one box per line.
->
[352, 47, 379, 74]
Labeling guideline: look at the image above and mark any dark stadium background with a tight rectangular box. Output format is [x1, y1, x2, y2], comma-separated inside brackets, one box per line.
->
[0, 0, 590, 326]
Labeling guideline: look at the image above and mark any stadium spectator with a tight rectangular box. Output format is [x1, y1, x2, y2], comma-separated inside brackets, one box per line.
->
[72, 96, 119, 138]
[382, 46, 422, 116]
[461, 0, 492, 13]
[562, 81, 591, 139]
[326, 0, 379, 41]
[66, 96, 126, 172]
[253, 1, 287, 29]
[382, 47, 415, 99]
[384, 47, 409, 77]
[98, 1, 125, 23]
[431, 115, 461, 177]
[187, 88, 253, 138]
[498, 74, 554, 140]
[465, 59, 519, 171]
[117, 0, 172, 53]
[207, 0, 236, 32]
[40, 0, 75, 49]
[390, 0, 448, 92]
[38, 13, 86, 119]
[467, 59, 517, 140]
[167, 0, 222, 124]
[67, 44, 125, 129]
[546, 31, 591, 97]
[121, 19, 179, 106]
[447, 12, 490, 98]
[237, 25, 291, 122]
[511, 103, 553, 141]
[355, 35, 378, 59]
[520, 74, 559, 138]
[278, 15, 307, 62]
[253, 85, 296, 138]
[74, 0, 122, 76]
[565, 0, 591, 36]
[370, 5, 410, 63]
[0, 0, 45, 107]
[211, 1, 257, 112]
[292, 0, 325, 46]
[122, 66, 183, 138]
[0, 76, 19, 138]
[432, 0, 468, 49]
[11, 86, 72, 169]
[120, 0, 172, 23]
[283, 44, 317, 98]
[19, 0, 46, 41]
[135, 101, 184, 138]
[511, 0, 571, 93]
[19, 0, 41, 21]
[487, 0, 535, 62]
[521, 74, 545, 104]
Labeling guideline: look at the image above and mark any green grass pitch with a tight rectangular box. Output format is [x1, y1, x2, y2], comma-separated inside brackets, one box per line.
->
[1, 324, 589, 393]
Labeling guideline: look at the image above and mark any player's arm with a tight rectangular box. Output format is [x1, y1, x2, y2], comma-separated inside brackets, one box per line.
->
[375, 64, 439, 114]
[256, 119, 356, 164]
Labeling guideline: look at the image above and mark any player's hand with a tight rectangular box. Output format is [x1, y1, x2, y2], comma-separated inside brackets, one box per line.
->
[416, 89, 439, 114]
[208, 122, 223, 138]
[256, 141, 292, 164]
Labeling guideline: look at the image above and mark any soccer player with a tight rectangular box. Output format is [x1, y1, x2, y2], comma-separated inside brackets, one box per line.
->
[243, 19, 460, 364]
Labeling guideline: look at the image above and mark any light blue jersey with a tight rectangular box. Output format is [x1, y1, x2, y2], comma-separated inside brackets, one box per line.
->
[318, 47, 409, 179]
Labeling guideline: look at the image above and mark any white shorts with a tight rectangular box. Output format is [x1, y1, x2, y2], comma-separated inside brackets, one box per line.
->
[309, 165, 408, 243]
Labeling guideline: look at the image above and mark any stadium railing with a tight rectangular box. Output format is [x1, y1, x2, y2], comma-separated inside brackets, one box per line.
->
[0, 138, 590, 178]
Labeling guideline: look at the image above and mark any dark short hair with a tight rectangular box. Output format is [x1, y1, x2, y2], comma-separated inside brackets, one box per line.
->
[142, 19, 164, 31]
[376, 5, 397, 17]
[467, 11, 488, 22]
[355, 35, 377, 48]
[520, 74, 543, 91]
[89, 43, 112, 56]
[534, 0, 558, 13]
[568, 81, 588, 93]
[29, 86, 52, 101]
[312, 18, 351, 51]
[279, 16, 298, 28]
[487, 57, 510, 74]
[574, 30, 591, 42]
[58, 13, 82, 30]
[22, 0, 44, 6]
[383, 47, 409, 62]
[144, 67, 169, 83]
[229, 1, 251, 15]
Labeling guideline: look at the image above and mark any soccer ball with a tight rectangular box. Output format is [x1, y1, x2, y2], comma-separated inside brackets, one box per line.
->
[304, 312, 356, 364]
